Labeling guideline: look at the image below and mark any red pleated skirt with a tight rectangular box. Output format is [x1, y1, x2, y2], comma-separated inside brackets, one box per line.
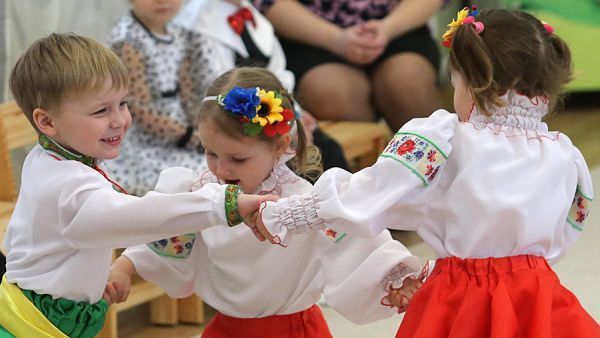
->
[397, 255, 600, 338]
[202, 304, 333, 338]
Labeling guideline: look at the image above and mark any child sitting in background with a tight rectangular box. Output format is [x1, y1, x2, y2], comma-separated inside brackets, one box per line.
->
[105, 0, 215, 195]
[107, 67, 423, 338]
[256, 8, 600, 337]
[174, 0, 349, 172]
[0, 34, 270, 338]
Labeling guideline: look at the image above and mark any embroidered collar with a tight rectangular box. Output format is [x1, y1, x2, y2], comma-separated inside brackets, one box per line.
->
[468, 91, 549, 131]
[39, 134, 96, 168]
[194, 150, 298, 195]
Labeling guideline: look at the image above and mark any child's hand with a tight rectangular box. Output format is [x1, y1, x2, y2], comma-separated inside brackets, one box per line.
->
[238, 193, 279, 241]
[104, 256, 135, 304]
[383, 277, 422, 313]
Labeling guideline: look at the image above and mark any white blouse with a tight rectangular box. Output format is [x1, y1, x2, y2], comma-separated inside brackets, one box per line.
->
[124, 161, 421, 323]
[262, 92, 593, 265]
[4, 146, 230, 303]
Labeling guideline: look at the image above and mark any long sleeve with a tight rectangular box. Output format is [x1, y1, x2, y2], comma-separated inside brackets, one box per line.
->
[554, 147, 594, 265]
[261, 110, 458, 244]
[57, 164, 227, 249]
[321, 230, 421, 324]
[123, 241, 201, 299]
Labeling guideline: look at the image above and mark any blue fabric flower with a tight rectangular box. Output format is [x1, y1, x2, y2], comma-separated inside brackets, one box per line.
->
[222, 87, 260, 119]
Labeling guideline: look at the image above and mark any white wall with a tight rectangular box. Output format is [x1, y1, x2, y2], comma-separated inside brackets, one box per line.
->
[2, 0, 129, 100]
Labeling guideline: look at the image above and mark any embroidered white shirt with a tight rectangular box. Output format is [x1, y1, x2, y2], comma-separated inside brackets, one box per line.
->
[262, 95, 593, 265]
[4, 145, 229, 302]
[123, 162, 420, 323]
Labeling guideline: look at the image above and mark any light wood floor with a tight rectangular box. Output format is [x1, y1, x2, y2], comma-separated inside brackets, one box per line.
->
[122, 92, 600, 338]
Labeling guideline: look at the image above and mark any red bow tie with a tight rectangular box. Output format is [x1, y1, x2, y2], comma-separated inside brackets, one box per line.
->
[228, 8, 256, 35]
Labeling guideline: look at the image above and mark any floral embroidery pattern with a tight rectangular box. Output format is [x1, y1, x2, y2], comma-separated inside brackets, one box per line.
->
[148, 233, 197, 258]
[380, 132, 447, 186]
[567, 188, 591, 231]
[324, 228, 346, 243]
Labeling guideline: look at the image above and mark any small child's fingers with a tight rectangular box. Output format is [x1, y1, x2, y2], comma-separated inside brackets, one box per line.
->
[103, 283, 118, 304]
[112, 282, 125, 302]
[251, 227, 266, 241]
[102, 290, 113, 305]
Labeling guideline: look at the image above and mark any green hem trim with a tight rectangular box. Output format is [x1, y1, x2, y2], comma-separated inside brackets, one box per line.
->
[379, 153, 428, 187]
[576, 186, 593, 201]
[567, 219, 584, 231]
[334, 232, 347, 243]
[146, 243, 189, 259]
[0, 324, 16, 338]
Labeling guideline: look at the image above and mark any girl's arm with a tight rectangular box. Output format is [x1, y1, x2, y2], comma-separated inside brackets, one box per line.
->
[555, 147, 594, 265]
[111, 41, 194, 145]
[321, 230, 423, 323]
[262, 0, 342, 52]
[104, 256, 136, 304]
[257, 110, 458, 245]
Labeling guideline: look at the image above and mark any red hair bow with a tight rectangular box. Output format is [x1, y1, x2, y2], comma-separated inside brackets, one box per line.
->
[228, 8, 256, 35]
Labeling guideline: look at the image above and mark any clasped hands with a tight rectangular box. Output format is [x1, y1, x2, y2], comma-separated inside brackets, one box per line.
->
[333, 19, 393, 65]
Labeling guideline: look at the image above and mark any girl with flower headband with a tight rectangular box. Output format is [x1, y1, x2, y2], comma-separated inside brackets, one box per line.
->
[254, 8, 600, 337]
[107, 67, 426, 338]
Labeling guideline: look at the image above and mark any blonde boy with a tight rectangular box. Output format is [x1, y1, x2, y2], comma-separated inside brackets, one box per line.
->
[0, 33, 268, 338]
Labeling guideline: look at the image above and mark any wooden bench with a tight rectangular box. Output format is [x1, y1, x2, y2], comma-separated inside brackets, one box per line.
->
[0, 101, 204, 338]
[319, 120, 392, 171]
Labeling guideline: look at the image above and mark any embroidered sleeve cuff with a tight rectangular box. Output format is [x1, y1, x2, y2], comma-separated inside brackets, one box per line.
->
[260, 194, 326, 247]
[225, 185, 243, 227]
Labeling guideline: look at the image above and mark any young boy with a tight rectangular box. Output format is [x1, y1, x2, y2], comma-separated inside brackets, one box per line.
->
[0, 33, 269, 337]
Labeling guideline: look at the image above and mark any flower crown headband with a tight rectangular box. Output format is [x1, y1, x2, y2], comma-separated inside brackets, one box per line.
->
[203, 86, 297, 137]
[442, 5, 484, 48]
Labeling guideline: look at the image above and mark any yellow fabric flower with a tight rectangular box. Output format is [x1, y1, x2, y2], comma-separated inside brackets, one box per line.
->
[252, 89, 284, 127]
[442, 7, 470, 48]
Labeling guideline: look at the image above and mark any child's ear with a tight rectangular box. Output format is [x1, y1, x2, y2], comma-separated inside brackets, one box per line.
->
[32, 108, 57, 137]
[273, 134, 292, 157]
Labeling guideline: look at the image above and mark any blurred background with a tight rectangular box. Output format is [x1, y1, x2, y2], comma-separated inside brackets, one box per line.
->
[1, 0, 598, 337]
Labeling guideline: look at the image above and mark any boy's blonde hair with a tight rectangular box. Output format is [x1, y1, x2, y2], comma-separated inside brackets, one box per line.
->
[9, 33, 129, 131]
[200, 67, 323, 182]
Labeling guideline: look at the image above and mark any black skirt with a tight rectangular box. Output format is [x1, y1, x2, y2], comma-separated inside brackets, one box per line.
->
[281, 25, 441, 84]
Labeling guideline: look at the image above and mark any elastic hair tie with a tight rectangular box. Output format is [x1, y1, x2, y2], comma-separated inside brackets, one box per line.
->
[542, 21, 554, 34]
[442, 5, 485, 48]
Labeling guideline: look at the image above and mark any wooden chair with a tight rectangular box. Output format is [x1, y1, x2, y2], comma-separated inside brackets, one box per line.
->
[0, 101, 204, 337]
[319, 120, 392, 171]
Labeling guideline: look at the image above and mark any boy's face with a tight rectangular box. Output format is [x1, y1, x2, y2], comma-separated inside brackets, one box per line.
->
[39, 80, 131, 160]
[198, 119, 290, 194]
[131, 0, 182, 31]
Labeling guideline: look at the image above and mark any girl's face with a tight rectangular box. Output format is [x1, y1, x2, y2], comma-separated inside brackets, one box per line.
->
[198, 119, 290, 194]
[131, 0, 182, 33]
[34, 79, 131, 160]
[450, 69, 474, 121]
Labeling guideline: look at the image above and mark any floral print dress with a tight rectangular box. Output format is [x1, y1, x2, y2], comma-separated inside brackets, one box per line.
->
[105, 12, 216, 196]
